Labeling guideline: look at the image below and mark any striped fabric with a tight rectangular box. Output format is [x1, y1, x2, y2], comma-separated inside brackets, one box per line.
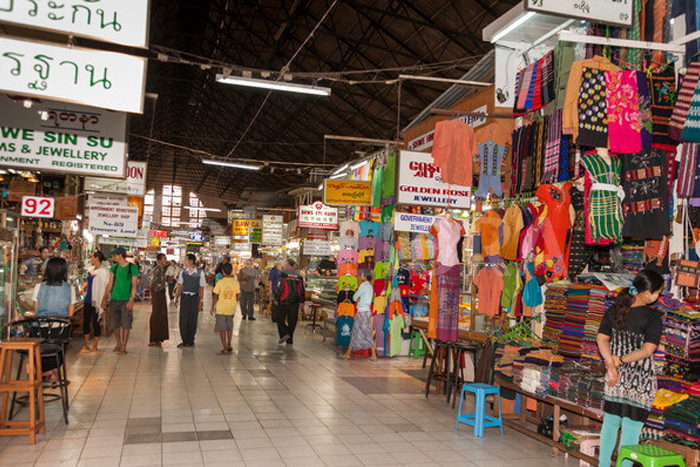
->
[581, 153, 624, 243]
[542, 111, 563, 184]
[677, 143, 698, 197]
[681, 76, 700, 142]
[668, 63, 700, 141]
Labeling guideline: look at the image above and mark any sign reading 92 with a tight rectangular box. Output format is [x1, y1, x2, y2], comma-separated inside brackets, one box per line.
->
[21, 196, 55, 218]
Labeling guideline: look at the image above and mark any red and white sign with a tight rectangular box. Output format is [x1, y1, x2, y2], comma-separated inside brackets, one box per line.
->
[297, 202, 338, 230]
[397, 150, 471, 209]
[149, 230, 168, 238]
[21, 196, 55, 218]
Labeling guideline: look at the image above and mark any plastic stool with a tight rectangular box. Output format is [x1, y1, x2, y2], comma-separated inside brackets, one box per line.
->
[616, 445, 685, 467]
[408, 332, 426, 359]
[352, 349, 370, 359]
[455, 383, 503, 438]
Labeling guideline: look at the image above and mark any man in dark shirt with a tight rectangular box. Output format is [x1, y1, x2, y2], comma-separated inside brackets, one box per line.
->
[238, 259, 259, 320]
[274, 258, 305, 345]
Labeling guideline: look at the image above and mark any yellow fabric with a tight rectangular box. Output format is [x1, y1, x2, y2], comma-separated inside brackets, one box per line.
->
[337, 302, 356, 317]
[373, 295, 387, 315]
[653, 389, 689, 409]
[562, 56, 621, 141]
[212, 277, 240, 315]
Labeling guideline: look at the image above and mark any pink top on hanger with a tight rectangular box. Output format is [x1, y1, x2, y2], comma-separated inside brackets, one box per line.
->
[430, 216, 465, 267]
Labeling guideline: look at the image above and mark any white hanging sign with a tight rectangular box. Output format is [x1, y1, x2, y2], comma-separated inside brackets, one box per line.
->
[394, 213, 439, 234]
[87, 194, 127, 208]
[303, 240, 331, 256]
[525, 0, 633, 27]
[0, 95, 128, 177]
[262, 215, 283, 246]
[84, 161, 147, 196]
[297, 202, 338, 230]
[0, 0, 151, 48]
[0, 36, 147, 113]
[88, 205, 139, 237]
[397, 150, 471, 209]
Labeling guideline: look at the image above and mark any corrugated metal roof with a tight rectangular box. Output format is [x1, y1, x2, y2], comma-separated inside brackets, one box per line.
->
[402, 50, 495, 132]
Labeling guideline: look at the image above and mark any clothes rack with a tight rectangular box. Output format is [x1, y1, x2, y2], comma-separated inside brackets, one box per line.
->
[430, 108, 516, 119]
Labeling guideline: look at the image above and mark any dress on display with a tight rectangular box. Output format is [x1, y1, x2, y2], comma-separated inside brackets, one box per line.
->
[536, 183, 573, 281]
[621, 150, 670, 240]
[475, 141, 506, 199]
[576, 67, 609, 148]
[568, 185, 594, 280]
[431, 119, 478, 187]
[581, 151, 624, 243]
[606, 70, 642, 154]
[429, 216, 465, 342]
[474, 265, 503, 317]
[500, 204, 524, 261]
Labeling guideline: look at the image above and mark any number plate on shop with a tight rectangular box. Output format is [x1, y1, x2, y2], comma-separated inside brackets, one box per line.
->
[21, 196, 55, 218]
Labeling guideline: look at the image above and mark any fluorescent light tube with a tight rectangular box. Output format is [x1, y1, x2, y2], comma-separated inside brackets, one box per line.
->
[350, 160, 368, 170]
[202, 159, 262, 170]
[184, 206, 221, 212]
[333, 164, 349, 175]
[216, 75, 331, 96]
[490, 11, 536, 43]
[329, 172, 348, 180]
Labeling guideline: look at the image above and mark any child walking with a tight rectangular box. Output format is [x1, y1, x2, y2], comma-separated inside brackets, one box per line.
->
[211, 263, 240, 354]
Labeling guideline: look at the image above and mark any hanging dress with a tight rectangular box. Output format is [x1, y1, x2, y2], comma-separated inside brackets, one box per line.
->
[535, 183, 573, 281]
[568, 185, 594, 280]
[621, 150, 670, 240]
[581, 152, 624, 243]
[429, 217, 465, 342]
[576, 67, 609, 148]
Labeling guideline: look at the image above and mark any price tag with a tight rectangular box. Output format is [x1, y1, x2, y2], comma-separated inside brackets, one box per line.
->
[21, 196, 55, 218]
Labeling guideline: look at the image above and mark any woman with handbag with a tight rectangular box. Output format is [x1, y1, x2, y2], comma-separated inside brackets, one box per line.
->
[596, 269, 665, 467]
[79, 251, 110, 351]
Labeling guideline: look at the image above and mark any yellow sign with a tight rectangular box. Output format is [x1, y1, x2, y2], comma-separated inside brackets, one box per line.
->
[232, 219, 262, 237]
[324, 180, 373, 206]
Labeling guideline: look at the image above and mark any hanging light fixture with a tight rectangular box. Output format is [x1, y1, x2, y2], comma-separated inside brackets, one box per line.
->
[202, 159, 262, 170]
[216, 75, 331, 97]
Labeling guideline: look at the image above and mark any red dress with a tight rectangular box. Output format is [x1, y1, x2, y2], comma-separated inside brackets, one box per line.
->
[535, 183, 573, 281]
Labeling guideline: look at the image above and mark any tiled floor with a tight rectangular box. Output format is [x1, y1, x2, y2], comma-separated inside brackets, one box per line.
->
[0, 296, 580, 467]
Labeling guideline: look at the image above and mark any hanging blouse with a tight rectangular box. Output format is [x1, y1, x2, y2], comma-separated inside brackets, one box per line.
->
[606, 70, 642, 154]
[429, 217, 465, 267]
[431, 119, 478, 188]
[621, 150, 670, 240]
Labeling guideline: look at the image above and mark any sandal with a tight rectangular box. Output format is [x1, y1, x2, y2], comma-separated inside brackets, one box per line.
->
[117, 349, 127, 355]
[227, 346, 233, 352]
[220, 349, 229, 354]
[368, 358, 377, 362]
[338, 353, 350, 361]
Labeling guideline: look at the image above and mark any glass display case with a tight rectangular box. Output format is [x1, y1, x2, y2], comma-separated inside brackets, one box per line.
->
[0, 211, 19, 341]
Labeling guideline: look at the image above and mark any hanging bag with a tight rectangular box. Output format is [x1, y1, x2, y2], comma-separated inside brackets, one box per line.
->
[674, 203, 700, 288]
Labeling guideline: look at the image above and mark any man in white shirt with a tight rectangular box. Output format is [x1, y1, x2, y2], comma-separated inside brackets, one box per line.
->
[165, 260, 179, 300]
[174, 254, 207, 347]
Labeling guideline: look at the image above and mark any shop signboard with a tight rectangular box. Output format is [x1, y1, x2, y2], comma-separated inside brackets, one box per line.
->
[262, 215, 283, 246]
[189, 230, 203, 242]
[232, 242, 250, 252]
[249, 227, 262, 244]
[88, 204, 139, 237]
[0, 36, 147, 113]
[99, 236, 147, 248]
[149, 236, 160, 248]
[394, 212, 468, 235]
[0, 0, 151, 48]
[407, 105, 487, 151]
[0, 95, 128, 177]
[87, 194, 127, 208]
[323, 180, 372, 206]
[186, 242, 202, 253]
[232, 218, 261, 240]
[397, 150, 471, 209]
[149, 229, 167, 239]
[297, 202, 338, 230]
[84, 161, 147, 196]
[20, 195, 54, 218]
[303, 240, 331, 256]
[525, 0, 633, 27]
[214, 236, 231, 246]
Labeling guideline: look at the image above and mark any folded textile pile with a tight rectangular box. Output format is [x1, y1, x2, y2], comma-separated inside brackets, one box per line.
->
[663, 396, 700, 446]
[663, 309, 700, 383]
[543, 285, 568, 349]
[494, 344, 523, 380]
[620, 243, 645, 273]
[643, 389, 690, 440]
[560, 285, 591, 358]
[549, 361, 605, 410]
[581, 287, 611, 362]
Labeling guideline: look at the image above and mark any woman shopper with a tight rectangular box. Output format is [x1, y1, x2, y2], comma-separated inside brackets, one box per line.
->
[340, 273, 377, 361]
[79, 251, 109, 351]
[596, 269, 665, 467]
[148, 253, 170, 347]
[33, 257, 77, 318]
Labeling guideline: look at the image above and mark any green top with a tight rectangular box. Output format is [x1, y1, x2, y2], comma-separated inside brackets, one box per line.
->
[382, 152, 396, 199]
[110, 263, 138, 301]
[372, 166, 384, 208]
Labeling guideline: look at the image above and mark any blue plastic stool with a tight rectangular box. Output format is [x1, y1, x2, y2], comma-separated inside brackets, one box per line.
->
[455, 383, 503, 437]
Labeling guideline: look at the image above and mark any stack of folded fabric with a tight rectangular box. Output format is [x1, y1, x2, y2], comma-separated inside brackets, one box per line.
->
[493, 344, 523, 382]
[663, 308, 700, 383]
[663, 396, 700, 448]
[560, 285, 591, 358]
[581, 287, 609, 362]
[549, 360, 605, 410]
[543, 285, 568, 349]
[643, 389, 689, 441]
[620, 242, 645, 273]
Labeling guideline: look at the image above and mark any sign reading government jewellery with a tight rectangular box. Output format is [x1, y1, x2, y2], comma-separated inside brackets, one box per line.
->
[0, 0, 151, 48]
[0, 36, 147, 113]
[0, 95, 127, 177]
[84, 161, 146, 196]
[397, 150, 471, 209]
[525, 0, 633, 27]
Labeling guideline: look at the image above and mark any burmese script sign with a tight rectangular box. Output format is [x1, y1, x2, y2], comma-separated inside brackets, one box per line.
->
[0, 36, 147, 113]
[262, 215, 283, 246]
[298, 202, 338, 230]
[0, 0, 151, 48]
[323, 180, 372, 206]
[88, 205, 139, 237]
[232, 219, 262, 240]
[397, 150, 471, 209]
[0, 95, 127, 177]
[526, 0, 633, 27]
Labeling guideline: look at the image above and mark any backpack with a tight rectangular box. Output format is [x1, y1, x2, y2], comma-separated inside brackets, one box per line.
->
[280, 273, 302, 304]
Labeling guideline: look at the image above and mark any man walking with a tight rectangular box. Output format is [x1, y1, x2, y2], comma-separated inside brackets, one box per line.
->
[274, 258, 305, 345]
[101, 247, 139, 355]
[174, 254, 207, 347]
[238, 259, 258, 321]
[165, 260, 179, 301]
[268, 259, 283, 319]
